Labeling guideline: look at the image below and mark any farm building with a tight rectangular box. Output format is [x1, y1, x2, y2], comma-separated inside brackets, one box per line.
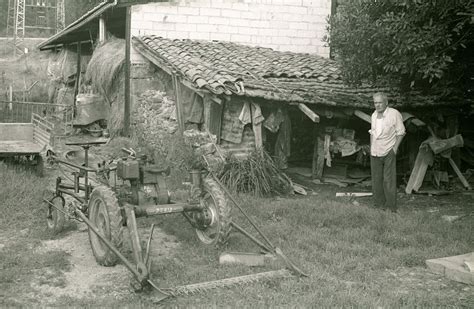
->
[38, 0, 473, 190]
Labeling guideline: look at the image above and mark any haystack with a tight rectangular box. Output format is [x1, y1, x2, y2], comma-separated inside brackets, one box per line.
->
[83, 37, 125, 135]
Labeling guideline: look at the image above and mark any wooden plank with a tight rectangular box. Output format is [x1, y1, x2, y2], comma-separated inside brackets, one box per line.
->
[401, 112, 426, 126]
[405, 145, 434, 194]
[298, 103, 319, 123]
[0, 141, 42, 154]
[336, 192, 372, 197]
[426, 253, 474, 285]
[428, 134, 463, 154]
[448, 157, 472, 190]
[354, 110, 371, 123]
[208, 99, 223, 143]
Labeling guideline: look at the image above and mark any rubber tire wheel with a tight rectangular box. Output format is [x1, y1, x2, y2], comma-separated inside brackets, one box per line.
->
[46, 196, 65, 234]
[195, 177, 232, 248]
[87, 185, 123, 266]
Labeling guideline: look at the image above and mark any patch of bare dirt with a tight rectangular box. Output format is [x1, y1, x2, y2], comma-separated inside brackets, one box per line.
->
[29, 223, 180, 305]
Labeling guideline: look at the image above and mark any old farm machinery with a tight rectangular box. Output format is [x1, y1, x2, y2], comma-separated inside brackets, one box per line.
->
[44, 140, 306, 302]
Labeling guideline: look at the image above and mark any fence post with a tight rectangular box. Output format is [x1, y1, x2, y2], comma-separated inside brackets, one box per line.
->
[8, 85, 12, 111]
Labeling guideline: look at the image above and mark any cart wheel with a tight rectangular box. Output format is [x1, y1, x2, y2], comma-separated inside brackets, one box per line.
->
[35, 155, 44, 177]
[46, 196, 66, 234]
[194, 177, 232, 248]
[88, 185, 123, 266]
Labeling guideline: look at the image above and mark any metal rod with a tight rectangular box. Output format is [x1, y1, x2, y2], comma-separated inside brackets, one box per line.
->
[134, 202, 202, 217]
[58, 182, 87, 192]
[43, 198, 69, 217]
[230, 221, 273, 253]
[53, 157, 96, 172]
[123, 6, 131, 136]
[210, 173, 276, 250]
[124, 206, 144, 265]
[57, 188, 85, 204]
[74, 209, 146, 282]
[145, 223, 155, 270]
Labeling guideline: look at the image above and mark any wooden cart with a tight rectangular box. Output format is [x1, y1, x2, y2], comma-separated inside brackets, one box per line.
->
[0, 113, 53, 176]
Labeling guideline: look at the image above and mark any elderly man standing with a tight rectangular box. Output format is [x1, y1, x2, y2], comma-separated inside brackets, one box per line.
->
[369, 92, 405, 213]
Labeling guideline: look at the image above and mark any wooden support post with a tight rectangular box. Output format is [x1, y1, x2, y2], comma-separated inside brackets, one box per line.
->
[123, 6, 131, 136]
[298, 103, 319, 123]
[8, 85, 13, 110]
[99, 15, 106, 42]
[73, 42, 81, 117]
[253, 122, 262, 149]
[312, 136, 325, 179]
[354, 110, 371, 123]
[172, 75, 184, 133]
[448, 158, 472, 190]
[405, 145, 434, 194]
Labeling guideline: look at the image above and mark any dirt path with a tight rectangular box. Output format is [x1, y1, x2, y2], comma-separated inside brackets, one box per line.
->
[23, 223, 179, 306]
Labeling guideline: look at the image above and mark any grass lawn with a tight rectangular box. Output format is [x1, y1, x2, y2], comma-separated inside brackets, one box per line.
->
[0, 161, 472, 307]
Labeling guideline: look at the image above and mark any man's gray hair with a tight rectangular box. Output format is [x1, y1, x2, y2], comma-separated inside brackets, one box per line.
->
[373, 92, 388, 103]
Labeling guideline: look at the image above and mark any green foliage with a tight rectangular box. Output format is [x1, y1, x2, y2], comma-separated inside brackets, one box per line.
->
[326, 0, 473, 95]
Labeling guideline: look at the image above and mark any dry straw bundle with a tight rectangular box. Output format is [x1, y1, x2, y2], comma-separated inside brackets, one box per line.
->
[219, 150, 293, 197]
[83, 37, 125, 136]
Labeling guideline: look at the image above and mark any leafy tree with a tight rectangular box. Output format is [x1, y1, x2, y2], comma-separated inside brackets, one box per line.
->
[325, 0, 473, 97]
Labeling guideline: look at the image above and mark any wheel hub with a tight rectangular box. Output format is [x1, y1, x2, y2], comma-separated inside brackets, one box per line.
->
[194, 199, 217, 229]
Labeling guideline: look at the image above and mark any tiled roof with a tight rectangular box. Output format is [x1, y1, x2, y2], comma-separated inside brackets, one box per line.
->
[132, 36, 441, 109]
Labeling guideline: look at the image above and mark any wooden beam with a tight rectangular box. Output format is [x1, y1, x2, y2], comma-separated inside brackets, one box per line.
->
[180, 79, 208, 97]
[405, 145, 434, 194]
[297, 103, 319, 122]
[448, 157, 472, 190]
[172, 75, 184, 133]
[401, 112, 426, 126]
[312, 136, 325, 179]
[354, 110, 371, 123]
[73, 42, 81, 118]
[123, 6, 131, 136]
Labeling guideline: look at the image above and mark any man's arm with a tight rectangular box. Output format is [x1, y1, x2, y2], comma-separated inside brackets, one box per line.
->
[393, 109, 406, 154]
[393, 134, 404, 154]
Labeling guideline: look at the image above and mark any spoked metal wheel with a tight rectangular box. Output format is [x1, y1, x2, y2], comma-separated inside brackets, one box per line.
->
[87, 185, 123, 266]
[194, 177, 232, 248]
[46, 195, 65, 234]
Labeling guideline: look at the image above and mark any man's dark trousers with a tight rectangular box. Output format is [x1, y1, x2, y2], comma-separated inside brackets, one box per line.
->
[370, 149, 397, 211]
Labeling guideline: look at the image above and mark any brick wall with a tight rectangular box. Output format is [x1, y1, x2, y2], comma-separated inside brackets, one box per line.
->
[130, 0, 331, 57]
